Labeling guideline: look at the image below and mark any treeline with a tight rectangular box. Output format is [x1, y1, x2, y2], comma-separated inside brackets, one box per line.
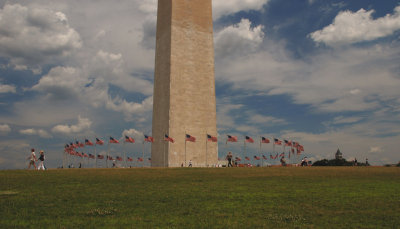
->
[312, 158, 369, 166]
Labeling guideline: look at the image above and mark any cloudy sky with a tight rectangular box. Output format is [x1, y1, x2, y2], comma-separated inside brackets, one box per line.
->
[1, 0, 400, 169]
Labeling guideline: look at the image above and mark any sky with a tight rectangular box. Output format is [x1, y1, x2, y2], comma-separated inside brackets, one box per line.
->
[0, 0, 400, 169]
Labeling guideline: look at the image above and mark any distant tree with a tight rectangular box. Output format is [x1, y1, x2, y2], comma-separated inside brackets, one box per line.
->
[312, 158, 353, 166]
[397, 162, 400, 167]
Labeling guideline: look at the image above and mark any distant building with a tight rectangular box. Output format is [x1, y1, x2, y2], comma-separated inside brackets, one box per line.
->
[335, 149, 343, 160]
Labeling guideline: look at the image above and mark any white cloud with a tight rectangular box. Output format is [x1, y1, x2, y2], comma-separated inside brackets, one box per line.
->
[19, 128, 36, 135]
[0, 124, 11, 134]
[216, 39, 400, 113]
[19, 128, 52, 138]
[369, 146, 383, 153]
[247, 113, 287, 125]
[310, 6, 400, 46]
[0, 4, 82, 72]
[0, 83, 16, 93]
[52, 116, 92, 134]
[332, 116, 363, 124]
[122, 128, 144, 139]
[213, 0, 269, 20]
[215, 19, 264, 58]
[32, 66, 89, 100]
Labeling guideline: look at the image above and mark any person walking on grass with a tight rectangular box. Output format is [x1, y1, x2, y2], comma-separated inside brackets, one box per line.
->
[27, 148, 37, 170]
[37, 150, 46, 170]
[226, 152, 233, 167]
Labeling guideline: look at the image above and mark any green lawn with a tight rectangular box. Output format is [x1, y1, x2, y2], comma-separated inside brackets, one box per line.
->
[0, 167, 399, 228]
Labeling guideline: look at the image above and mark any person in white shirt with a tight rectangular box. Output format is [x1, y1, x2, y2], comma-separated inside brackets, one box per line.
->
[27, 148, 37, 170]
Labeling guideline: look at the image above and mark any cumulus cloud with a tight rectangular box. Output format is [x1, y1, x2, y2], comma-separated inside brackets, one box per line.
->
[310, 6, 400, 46]
[122, 128, 144, 139]
[19, 128, 52, 138]
[213, 0, 269, 20]
[215, 19, 264, 58]
[369, 146, 383, 153]
[0, 124, 11, 134]
[91, 50, 153, 95]
[332, 116, 363, 125]
[32, 66, 89, 100]
[52, 116, 92, 134]
[0, 4, 82, 72]
[216, 37, 400, 113]
[0, 83, 16, 93]
[19, 128, 36, 135]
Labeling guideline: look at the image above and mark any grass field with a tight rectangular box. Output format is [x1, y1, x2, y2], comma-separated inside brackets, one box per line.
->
[0, 167, 399, 228]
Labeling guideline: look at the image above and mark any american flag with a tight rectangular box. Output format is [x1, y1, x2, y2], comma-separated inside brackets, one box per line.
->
[279, 152, 285, 158]
[96, 138, 104, 145]
[235, 157, 242, 161]
[71, 142, 78, 148]
[109, 137, 119, 144]
[107, 156, 113, 160]
[88, 154, 95, 159]
[125, 135, 135, 143]
[254, 156, 261, 160]
[207, 134, 218, 142]
[185, 134, 196, 142]
[284, 140, 292, 146]
[83, 153, 89, 158]
[144, 135, 154, 143]
[245, 136, 254, 143]
[164, 134, 175, 143]
[85, 139, 94, 146]
[76, 141, 85, 148]
[137, 157, 143, 162]
[261, 137, 270, 143]
[274, 138, 282, 145]
[227, 135, 238, 143]
[116, 156, 123, 161]
[127, 157, 134, 162]
[97, 155, 104, 159]
[245, 156, 250, 161]
[262, 155, 268, 160]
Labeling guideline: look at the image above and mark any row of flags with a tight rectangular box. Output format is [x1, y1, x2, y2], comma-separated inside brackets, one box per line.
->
[65, 149, 150, 162]
[232, 152, 299, 161]
[65, 148, 293, 162]
[64, 134, 304, 154]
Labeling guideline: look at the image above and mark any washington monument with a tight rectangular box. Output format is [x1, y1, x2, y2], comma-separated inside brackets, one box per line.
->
[151, 0, 218, 167]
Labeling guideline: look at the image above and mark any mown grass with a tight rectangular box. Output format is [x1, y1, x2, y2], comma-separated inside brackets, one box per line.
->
[0, 167, 399, 228]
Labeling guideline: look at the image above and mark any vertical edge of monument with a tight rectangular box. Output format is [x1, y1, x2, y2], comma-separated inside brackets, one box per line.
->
[152, 0, 218, 167]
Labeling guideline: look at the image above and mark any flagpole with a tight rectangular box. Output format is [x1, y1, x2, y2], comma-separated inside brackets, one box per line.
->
[106, 140, 110, 168]
[163, 135, 166, 167]
[260, 138, 263, 167]
[94, 142, 97, 168]
[205, 134, 208, 167]
[185, 132, 187, 167]
[123, 141, 127, 168]
[142, 141, 145, 168]
[244, 138, 246, 165]
[273, 136, 275, 165]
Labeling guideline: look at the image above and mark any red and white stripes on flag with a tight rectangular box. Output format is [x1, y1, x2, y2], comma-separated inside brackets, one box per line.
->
[125, 135, 135, 143]
[164, 134, 175, 143]
[227, 135, 238, 143]
[185, 134, 196, 142]
[207, 134, 218, 142]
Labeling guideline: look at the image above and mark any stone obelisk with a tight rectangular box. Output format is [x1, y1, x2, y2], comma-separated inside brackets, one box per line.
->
[151, 0, 218, 167]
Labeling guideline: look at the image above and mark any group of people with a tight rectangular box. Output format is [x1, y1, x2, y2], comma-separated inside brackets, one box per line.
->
[27, 148, 46, 170]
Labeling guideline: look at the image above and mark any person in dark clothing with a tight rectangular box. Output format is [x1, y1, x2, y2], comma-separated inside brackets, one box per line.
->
[226, 152, 233, 167]
[37, 150, 46, 170]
